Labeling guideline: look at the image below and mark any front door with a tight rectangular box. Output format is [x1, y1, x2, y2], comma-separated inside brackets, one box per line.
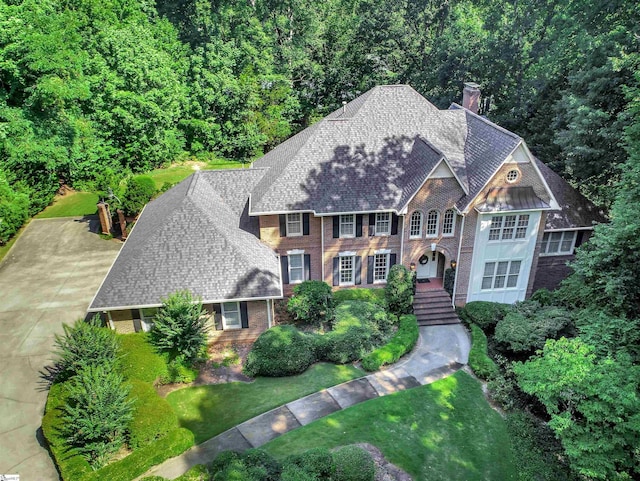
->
[416, 252, 439, 279]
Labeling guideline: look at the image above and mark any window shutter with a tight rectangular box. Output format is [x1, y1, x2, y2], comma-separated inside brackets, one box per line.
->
[304, 254, 311, 280]
[355, 214, 363, 237]
[240, 302, 249, 328]
[333, 216, 339, 238]
[367, 256, 374, 284]
[133, 319, 142, 332]
[333, 257, 340, 286]
[391, 214, 399, 235]
[280, 256, 289, 284]
[575, 231, 585, 249]
[213, 304, 222, 330]
[303, 213, 310, 235]
[390, 254, 397, 267]
[355, 256, 362, 285]
[279, 215, 287, 237]
[131, 308, 141, 319]
[369, 214, 375, 236]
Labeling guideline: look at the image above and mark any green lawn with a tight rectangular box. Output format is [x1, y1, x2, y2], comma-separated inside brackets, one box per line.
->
[167, 363, 364, 444]
[262, 371, 517, 481]
[148, 159, 247, 189]
[36, 191, 99, 218]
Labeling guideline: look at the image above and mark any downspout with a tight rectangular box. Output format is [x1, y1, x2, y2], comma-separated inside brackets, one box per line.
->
[266, 299, 273, 328]
[452, 214, 466, 307]
[400, 214, 405, 265]
[321, 216, 325, 282]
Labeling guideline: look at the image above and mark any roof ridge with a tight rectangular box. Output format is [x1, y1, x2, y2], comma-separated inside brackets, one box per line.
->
[450, 103, 521, 141]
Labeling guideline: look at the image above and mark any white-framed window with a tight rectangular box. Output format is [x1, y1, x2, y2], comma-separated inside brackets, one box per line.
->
[288, 252, 304, 283]
[339, 255, 355, 285]
[339, 214, 355, 238]
[373, 253, 390, 283]
[481, 260, 522, 290]
[426, 210, 439, 237]
[140, 307, 158, 332]
[409, 211, 423, 238]
[488, 214, 529, 241]
[221, 302, 241, 329]
[506, 169, 520, 183]
[375, 213, 391, 236]
[442, 209, 455, 236]
[540, 231, 577, 256]
[286, 213, 302, 236]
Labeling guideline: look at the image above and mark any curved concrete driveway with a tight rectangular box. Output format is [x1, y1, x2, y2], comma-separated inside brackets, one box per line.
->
[0, 217, 121, 480]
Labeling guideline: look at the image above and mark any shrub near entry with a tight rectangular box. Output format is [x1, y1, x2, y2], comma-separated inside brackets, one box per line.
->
[385, 264, 414, 316]
[244, 325, 315, 377]
[288, 280, 335, 327]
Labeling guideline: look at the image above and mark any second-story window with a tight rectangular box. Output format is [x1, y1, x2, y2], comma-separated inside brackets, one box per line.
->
[286, 213, 302, 236]
[340, 214, 355, 238]
[442, 209, 455, 236]
[409, 211, 423, 238]
[488, 214, 529, 241]
[375, 213, 391, 236]
[426, 210, 439, 237]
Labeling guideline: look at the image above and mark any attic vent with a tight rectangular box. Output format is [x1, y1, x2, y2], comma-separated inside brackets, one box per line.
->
[342, 101, 347, 114]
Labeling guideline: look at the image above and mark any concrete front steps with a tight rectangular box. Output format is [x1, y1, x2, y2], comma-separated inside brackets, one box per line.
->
[413, 288, 460, 326]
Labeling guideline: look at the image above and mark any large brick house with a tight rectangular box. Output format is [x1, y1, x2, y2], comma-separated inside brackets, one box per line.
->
[88, 84, 605, 341]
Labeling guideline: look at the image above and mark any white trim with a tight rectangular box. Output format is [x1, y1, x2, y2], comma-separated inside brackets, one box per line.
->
[442, 209, 456, 237]
[372, 252, 390, 284]
[338, 254, 356, 286]
[285, 213, 303, 237]
[540, 231, 578, 256]
[480, 259, 523, 291]
[521, 142, 560, 210]
[221, 301, 242, 330]
[266, 299, 273, 328]
[107, 311, 115, 330]
[286, 249, 305, 255]
[474, 206, 553, 214]
[409, 210, 423, 239]
[321, 217, 325, 281]
[339, 214, 356, 238]
[425, 210, 440, 238]
[374, 212, 391, 236]
[287, 252, 305, 284]
[451, 214, 466, 306]
[339, 251, 357, 257]
[87, 295, 283, 313]
[374, 248, 391, 255]
[543, 226, 594, 232]
[400, 214, 405, 265]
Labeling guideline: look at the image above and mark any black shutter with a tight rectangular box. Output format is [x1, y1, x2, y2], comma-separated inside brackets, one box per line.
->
[391, 214, 399, 235]
[575, 231, 585, 250]
[333, 257, 340, 286]
[131, 308, 141, 319]
[369, 213, 375, 236]
[303, 213, 310, 235]
[133, 318, 142, 332]
[355, 256, 362, 285]
[333, 216, 339, 238]
[390, 253, 397, 267]
[304, 254, 311, 280]
[356, 214, 363, 237]
[279, 215, 287, 237]
[213, 304, 222, 330]
[280, 255, 289, 284]
[367, 256, 374, 284]
[240, 302, 249, 328]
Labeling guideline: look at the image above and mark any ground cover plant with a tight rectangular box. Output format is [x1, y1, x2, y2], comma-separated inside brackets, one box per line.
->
[262, 371, 517, 481]
[35, 192, 99, 219]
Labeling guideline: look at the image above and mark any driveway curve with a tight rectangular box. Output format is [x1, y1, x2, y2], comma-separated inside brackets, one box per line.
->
[0, 217, 121, 480]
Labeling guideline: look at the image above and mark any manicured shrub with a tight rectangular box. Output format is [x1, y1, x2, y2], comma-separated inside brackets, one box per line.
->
[457, 301, 509, 333]
[494, 303, 573, 353]
[82, 428, 195, 481]
[384, 264, 414, 316]
[333, 288, 386, 307]
[468, 324, 499, 380]
[361, 314, 419, 371]
[118, 333, 169, 383]
[529, 288, 555, 306]
[159, 355, 200, 384]
[287, 280, 335, 327]
[280, 464, 317, 481]
[332, 446, 375, 481]
[121, 175, 156, 216]
[243, 449, 282, 480]
[284, 447, 336, 479]
[127, 379, 179, 449]
[54, 315, 120, 381]
[332, 300, 393, 341]
[324, 325, 372, 364]
[150, 290, 208, 363]
[244, 325, 316, 377]
[443, 267, 456, 297]
[64, 365, 133, 468]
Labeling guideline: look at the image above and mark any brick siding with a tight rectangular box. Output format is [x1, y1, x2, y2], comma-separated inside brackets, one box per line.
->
[208, 300, 270, 344]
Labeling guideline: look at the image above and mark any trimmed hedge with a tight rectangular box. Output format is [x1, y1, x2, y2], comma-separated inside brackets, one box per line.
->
[285, 447, 336, 478]
[333, 288, 386, 307]
[42, 382, 92, 480]
[244, 325, 316, 377]
[118, 333, 169, 383]
[361, 314, 419, 371]
[127, 380, 180, 449]
[468, 323, 499, 380]
[81, 428, 194, 481]
[458, 301, 509, 332]
[333, 446, 375, 481]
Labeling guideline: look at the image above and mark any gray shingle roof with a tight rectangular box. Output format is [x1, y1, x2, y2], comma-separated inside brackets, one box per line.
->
[535, 158, 607, 230]
[475, 186, 550, 213]
[89, 169, 281, 311]
[250, 85, 523, 215]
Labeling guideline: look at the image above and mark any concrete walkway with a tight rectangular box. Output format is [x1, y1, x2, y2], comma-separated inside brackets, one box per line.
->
[142, 324, 470, 480]
[0, 217, 121, 480]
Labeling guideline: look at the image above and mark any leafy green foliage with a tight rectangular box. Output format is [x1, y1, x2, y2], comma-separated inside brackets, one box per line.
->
[54, 316, 120, 381]
[332, 446, 375, 481]
[514, 338, 640, 480]
[384, 264, 414, 316]
[118, 333, 169, 384]
[574, 308, 640, 361]
[494, 302, 573, 354]
[121, 175, 157, 216]
[361, 314, 418, 372]
[244, 325, 316, 377]
[333, 288, 386, 307]
[0, 170, 29, 244]
[287, 280, 335, 328]
[457, 301, 509, 333]
[64, 365, 133, 468]
[284, 448, 336, 479]
[468, 324, 499, 380]
[149, 290, 207, 363]
[443, 267, 455, 297]
[127, 380, 179, 450]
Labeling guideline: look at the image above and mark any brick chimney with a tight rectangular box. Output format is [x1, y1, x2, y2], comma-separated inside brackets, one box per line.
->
[462, 82, 481, 114]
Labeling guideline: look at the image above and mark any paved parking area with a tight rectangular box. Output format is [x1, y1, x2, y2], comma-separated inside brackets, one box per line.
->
[0, 217, 121, 480]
